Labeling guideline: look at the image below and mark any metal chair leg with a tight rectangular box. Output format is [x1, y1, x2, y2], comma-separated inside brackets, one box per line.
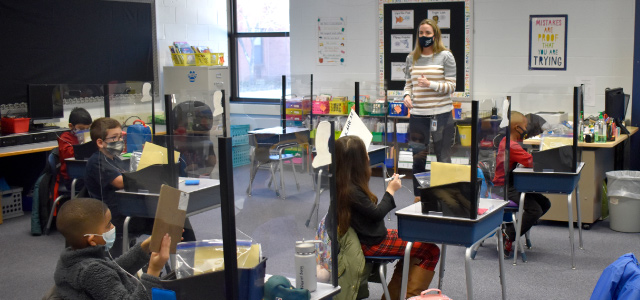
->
[379, 263, 391, 300]
[513, 193, 526, 265]
[44, 195, 65, 235]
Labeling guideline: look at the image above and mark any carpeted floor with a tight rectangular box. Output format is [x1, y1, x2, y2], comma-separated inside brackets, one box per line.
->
[1, 164, 639, 299]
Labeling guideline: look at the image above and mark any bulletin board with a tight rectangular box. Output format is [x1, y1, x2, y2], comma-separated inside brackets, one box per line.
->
[379, 0, 472, 99]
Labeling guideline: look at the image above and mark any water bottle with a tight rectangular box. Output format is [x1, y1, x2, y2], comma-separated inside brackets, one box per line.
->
[578, 111, 584, 142]
[295, 240, 320, 292]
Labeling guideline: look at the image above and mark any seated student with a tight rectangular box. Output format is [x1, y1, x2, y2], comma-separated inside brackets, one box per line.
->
[493, 111, 551, 257]
[173, 101, 217, 178]
[327, 136, 440, 300]
[54, 197, 171, 299]
[84, 117, 196, 257]
[58, 107, 93, 190]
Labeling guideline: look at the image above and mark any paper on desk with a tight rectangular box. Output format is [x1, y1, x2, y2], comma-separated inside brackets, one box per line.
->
[340, 110, 373, 149]
[212, 90, 223, 117]
[150, 184, 187, 254]
[500, 98, 510, 128]
[312, 121, 332, 168]
[430, 161, 471, 187]
[138, 142, 180, 171]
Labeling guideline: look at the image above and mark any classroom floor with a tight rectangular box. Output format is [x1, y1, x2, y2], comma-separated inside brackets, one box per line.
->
[1, 164, 639, 299]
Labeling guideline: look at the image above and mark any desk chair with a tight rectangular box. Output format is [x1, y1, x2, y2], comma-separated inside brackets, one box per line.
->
[246, 134, 301, 199]
[364, 256, 404, 300]
[44, 151, 87, 235]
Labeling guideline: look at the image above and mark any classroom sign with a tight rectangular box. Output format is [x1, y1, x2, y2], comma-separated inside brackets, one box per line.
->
[529, 15, 567, 71]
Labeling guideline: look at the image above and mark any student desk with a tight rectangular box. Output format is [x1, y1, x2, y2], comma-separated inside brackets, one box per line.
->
[512, 162, 584, 269]
[396, 198, 508, 300]
[523, 126, 637, 227]
[115, 178, 220, 254]
[0, 141, 58, 157]
[248, 126, 311, 198]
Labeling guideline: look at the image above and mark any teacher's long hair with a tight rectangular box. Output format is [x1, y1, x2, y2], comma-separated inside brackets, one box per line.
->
[335, 136, 377, 236]
[411, 18, 450, 65]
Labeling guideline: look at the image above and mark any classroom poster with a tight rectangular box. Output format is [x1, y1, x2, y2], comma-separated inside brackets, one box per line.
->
[529, 15, 567, 71]
[392, 10, 414, 29]
[390, 34, 413, 53]
[318, 17, 346, 66]
[428, 9, 451, 29]
[391, 62, 406, 81]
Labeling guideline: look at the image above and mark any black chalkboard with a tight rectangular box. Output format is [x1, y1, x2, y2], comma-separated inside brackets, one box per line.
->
[383, 2, 466, 93]
[0, 0, 153, 105]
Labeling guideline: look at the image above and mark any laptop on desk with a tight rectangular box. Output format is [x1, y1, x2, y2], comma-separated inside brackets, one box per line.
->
[73, 141, 98, 160]
[419, 179, 482, 219]
[532, 145, 574, 173]
[122, 164, 180, 194]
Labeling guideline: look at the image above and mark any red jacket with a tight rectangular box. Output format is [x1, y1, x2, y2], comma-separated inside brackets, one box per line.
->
[58, 131, 79, 181]
[492, 137, 533, 186]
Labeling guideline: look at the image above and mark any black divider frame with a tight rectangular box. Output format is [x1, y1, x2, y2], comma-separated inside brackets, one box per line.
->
[164, 94, 178, 188]
[221, 90, 227, 137]
[104, 84, 110, 118]
[219, 136, 240, 300]
[355, 82, 360, 115]
[328, 121, 339, 287]
[310, 74, 314, 130]
[281, 75, 287, 134]
[470, 100, 479, 219]
[572, 86, 580, 172]
[504, 96, 511, 202]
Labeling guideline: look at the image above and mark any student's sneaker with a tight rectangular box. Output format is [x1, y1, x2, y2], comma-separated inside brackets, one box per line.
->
[502, 229, 513, 258]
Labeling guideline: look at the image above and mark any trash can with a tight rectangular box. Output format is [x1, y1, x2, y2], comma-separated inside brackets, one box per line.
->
[606, 171, 640, 232]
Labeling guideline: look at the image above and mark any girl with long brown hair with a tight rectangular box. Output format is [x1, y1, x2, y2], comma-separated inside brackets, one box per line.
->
[329, 136, 440, 299]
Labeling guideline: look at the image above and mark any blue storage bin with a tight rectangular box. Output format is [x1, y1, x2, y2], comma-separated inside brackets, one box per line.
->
[161, 258, 267, 300]
[386, 132, 394, 143]
[385, 158, 394, 169]
[388, 102, 408, 116]
[230, 124, 250, 146]
[396, 133, 408, 143]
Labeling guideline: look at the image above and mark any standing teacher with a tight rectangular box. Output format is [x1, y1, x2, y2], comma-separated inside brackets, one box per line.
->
[403, 18, 457, 203]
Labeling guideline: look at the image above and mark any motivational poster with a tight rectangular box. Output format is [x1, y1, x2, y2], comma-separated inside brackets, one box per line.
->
[428, 9, 450, 29]
[529, 15, 567, 71]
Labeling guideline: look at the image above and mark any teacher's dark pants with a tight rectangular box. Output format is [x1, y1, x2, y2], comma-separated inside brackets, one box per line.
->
[409, 111, 455, 196]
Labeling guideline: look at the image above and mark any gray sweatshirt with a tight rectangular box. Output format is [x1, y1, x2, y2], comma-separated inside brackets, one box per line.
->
[54, 243, 162, 300]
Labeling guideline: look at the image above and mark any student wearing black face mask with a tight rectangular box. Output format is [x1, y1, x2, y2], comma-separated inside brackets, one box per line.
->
[492, 111, 551, 257]
[403, 19, 457, 203]
[84, 118, 197, 257]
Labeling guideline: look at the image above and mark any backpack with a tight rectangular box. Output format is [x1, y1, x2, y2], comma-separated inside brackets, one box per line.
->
[30, 149, 60, 236]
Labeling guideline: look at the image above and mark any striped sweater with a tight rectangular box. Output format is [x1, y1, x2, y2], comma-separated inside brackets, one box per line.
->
[403, 51, 456, 116]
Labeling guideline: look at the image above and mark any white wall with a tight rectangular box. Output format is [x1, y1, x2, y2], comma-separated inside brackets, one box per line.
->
[290, 0, 635, 118]
[290, 0, 380, 97]
[155, 0, 228, 97]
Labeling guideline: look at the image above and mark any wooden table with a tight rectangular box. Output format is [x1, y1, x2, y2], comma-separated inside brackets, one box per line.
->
[523, 126, 637, 227]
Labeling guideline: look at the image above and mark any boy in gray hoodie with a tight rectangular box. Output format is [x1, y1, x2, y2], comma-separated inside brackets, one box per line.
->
[53, 198, 171, 299]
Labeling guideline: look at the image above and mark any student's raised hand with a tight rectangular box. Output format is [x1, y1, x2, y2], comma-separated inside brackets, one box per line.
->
[386, 174, 402, 196]
[147, 234, 171, 277]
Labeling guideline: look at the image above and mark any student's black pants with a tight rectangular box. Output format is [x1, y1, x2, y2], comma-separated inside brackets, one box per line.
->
[503, 185, 551, 241]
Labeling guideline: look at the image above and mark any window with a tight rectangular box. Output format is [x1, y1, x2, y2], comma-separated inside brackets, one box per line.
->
[235, 0, 290, 101]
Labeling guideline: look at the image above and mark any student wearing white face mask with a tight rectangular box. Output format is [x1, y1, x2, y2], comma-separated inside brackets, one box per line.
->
[58, 107, 93, 191]
[53, 197, 171, 300]
[403, 18, 457, 203]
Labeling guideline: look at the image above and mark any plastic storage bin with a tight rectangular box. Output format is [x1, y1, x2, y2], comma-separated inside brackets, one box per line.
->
[347, 102, 367, 115]
[389, 102, 408, 116]
[1, 118, 30, 134]
[161, 258, 267, 300]
[606, 171, 640, 232]
[232, 144, 251, 167]
[171, 53, 196, 66]
[1, 187, 23, 219]
[230, 125, 250, 146]
[364, 102, 386, 116]
[372, 132, 383, 142]
[329, 97, 348, 115]
[457, 125, 472, 146]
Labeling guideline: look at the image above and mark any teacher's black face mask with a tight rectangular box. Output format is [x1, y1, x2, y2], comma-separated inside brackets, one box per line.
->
[419, 36, 434, 48]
